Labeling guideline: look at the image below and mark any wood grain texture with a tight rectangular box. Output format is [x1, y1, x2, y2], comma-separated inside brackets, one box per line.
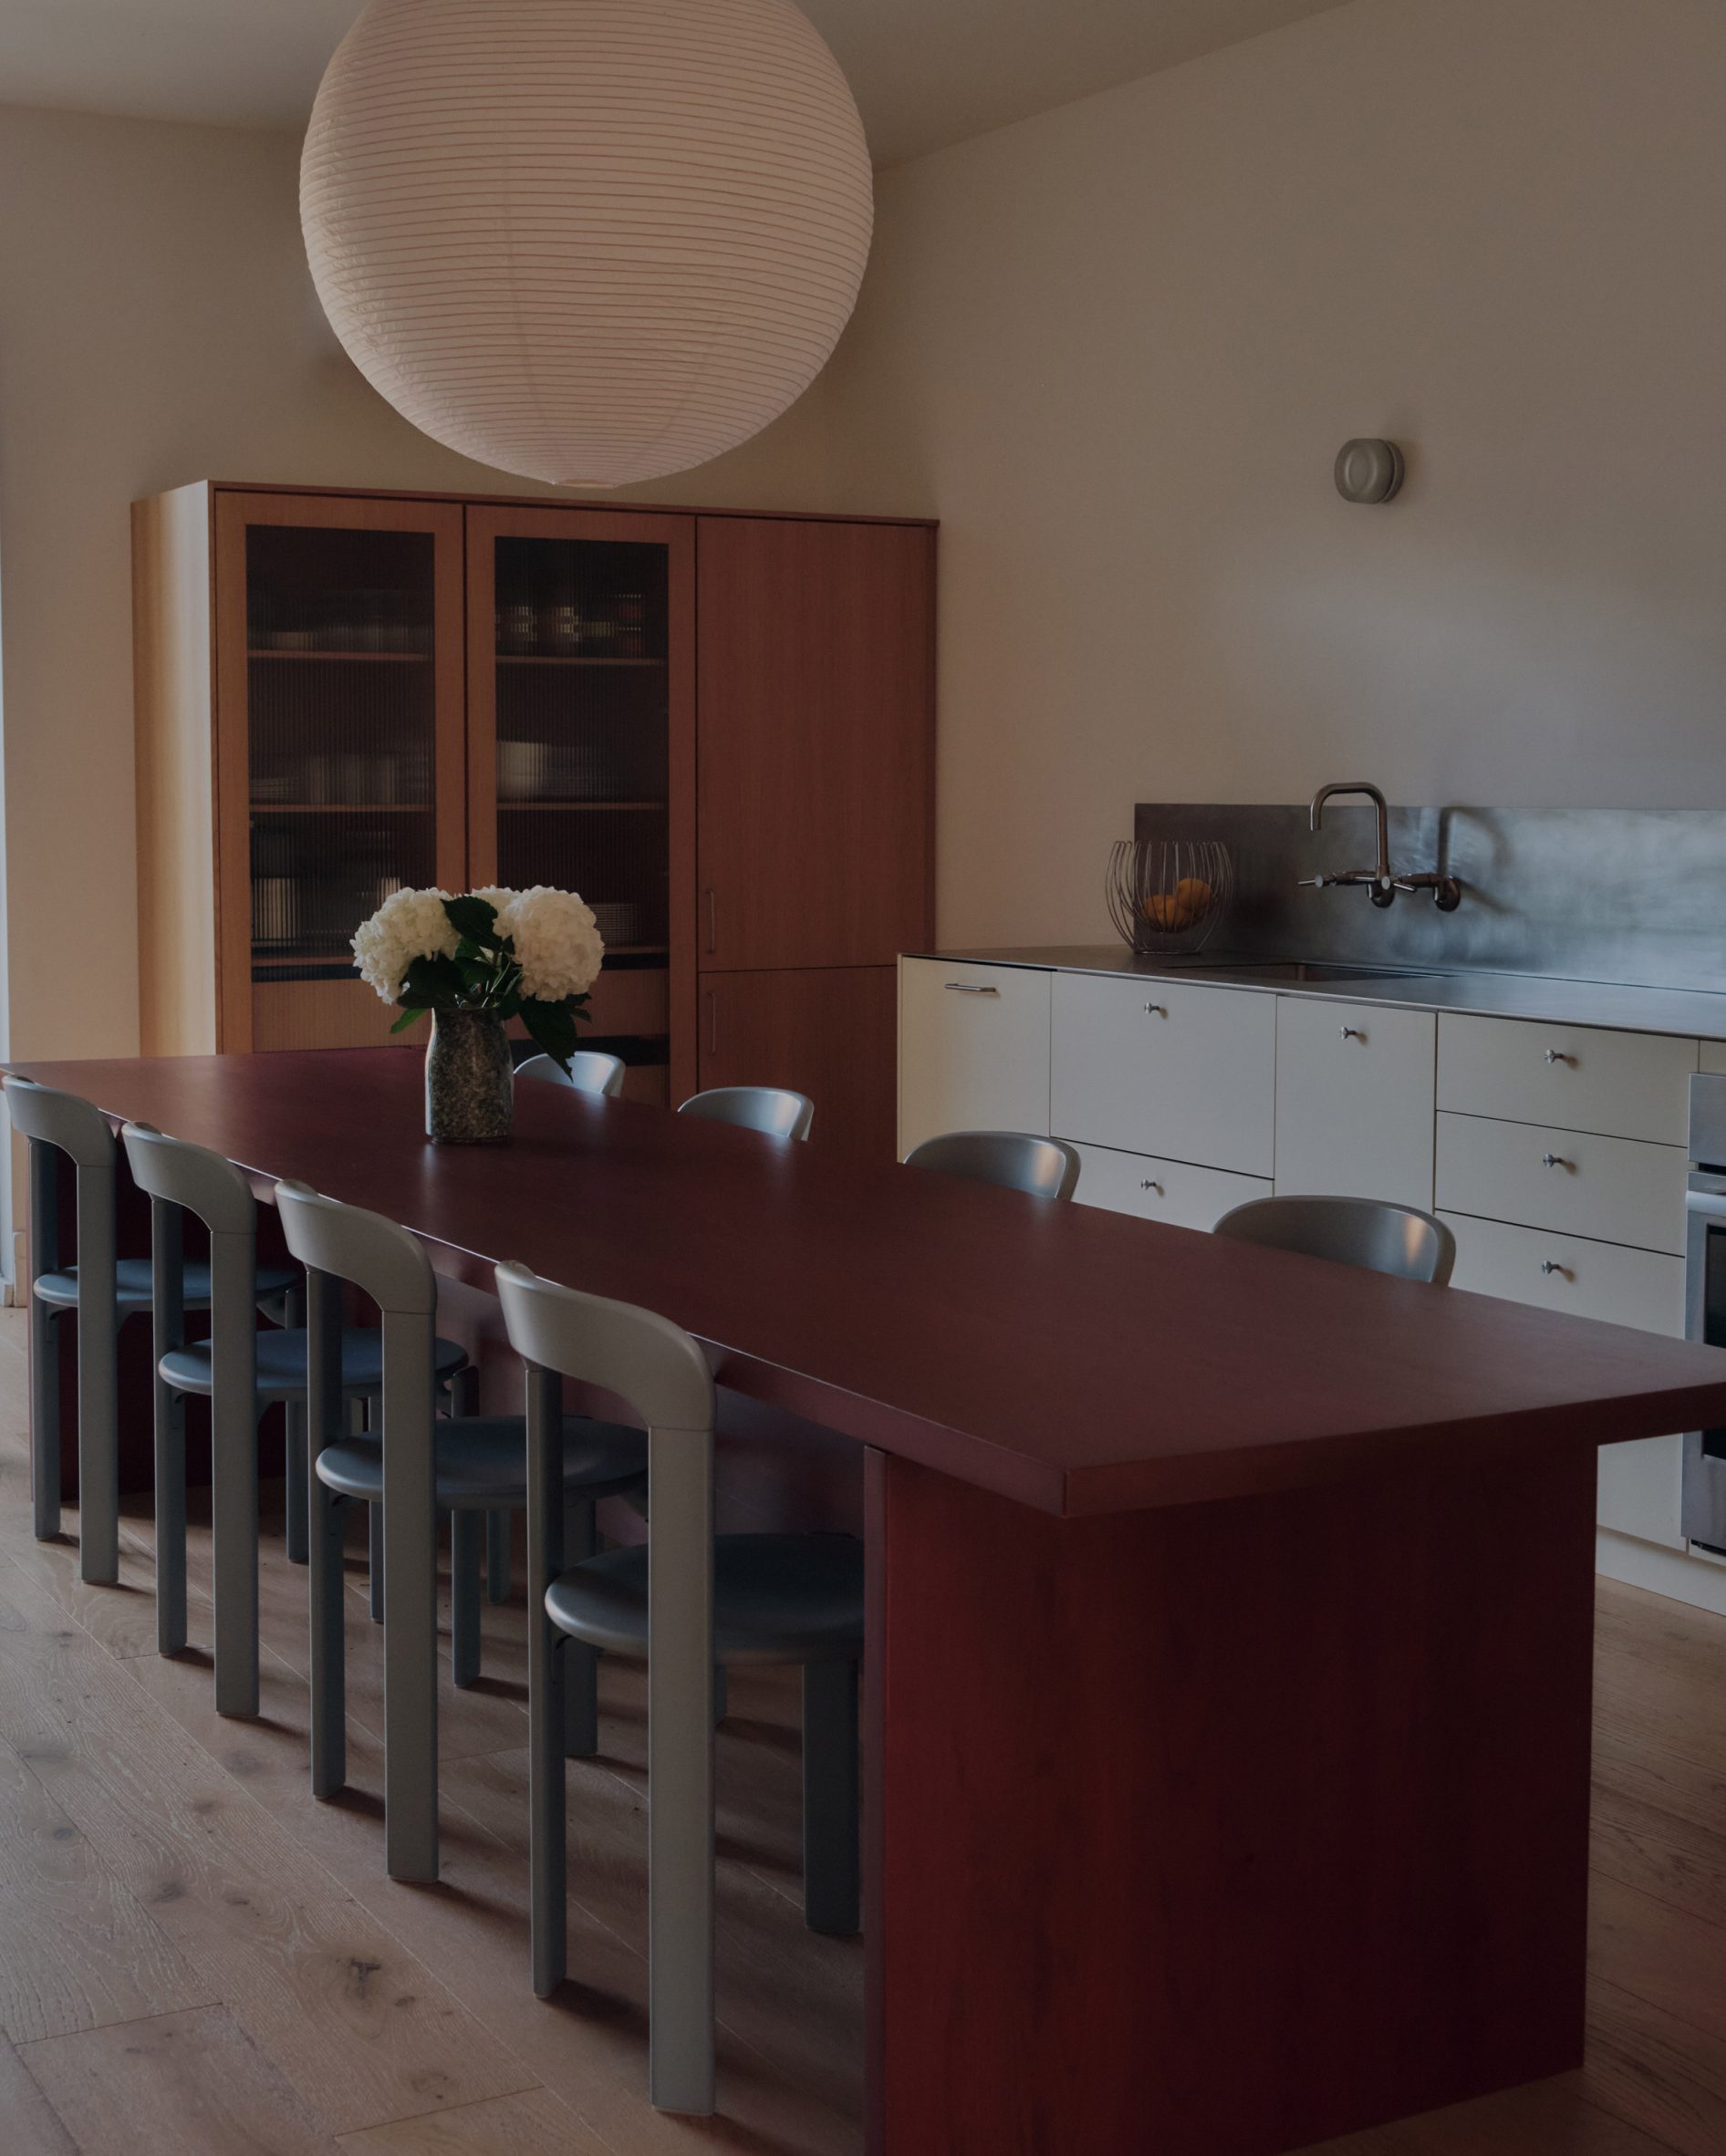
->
[14, 1049, 1726, 1519]
[699, 966, 899, 1165]
[873, 1441, 1599, 2156]
[0, 2031, 77, 2156]
[337, 2085, 611, 2152]
[20, 2005, 342, 2154]
[695, 516, 935, 973]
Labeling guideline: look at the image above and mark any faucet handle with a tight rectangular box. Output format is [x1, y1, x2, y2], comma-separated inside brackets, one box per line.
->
[1298, 873, 1342, 889]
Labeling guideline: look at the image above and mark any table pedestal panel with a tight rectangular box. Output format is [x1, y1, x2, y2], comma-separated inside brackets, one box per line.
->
[868, 1443, 1596, 2154]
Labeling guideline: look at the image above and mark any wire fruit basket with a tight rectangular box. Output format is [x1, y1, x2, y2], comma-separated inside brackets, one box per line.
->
[1105, 839, 1232, 957]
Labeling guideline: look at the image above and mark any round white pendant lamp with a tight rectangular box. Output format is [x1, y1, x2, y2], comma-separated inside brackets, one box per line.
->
[301, 0, 873, 488]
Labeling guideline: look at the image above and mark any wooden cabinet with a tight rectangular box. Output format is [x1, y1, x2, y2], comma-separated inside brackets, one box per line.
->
[1274, 999, 1436, 1209]
[135, 483, 934, 1136]
[700, 968, 899, 1163]
[1051, 974, 1275, 1176]
[695, 517, 934, 973]
[897, 959, 1052, 1159]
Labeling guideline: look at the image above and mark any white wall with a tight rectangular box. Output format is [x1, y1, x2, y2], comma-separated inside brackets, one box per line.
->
[820, 0, 1726, 948]
[0, 103, 832, 1062]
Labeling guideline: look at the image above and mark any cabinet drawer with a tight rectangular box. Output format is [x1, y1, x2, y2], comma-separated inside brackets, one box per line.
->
[1072, 1144, 1271, 1233]
[1435, 1113, 1687, 1254]
[898, 959, 1051, 1159]
[1274, 999, 1435, 1210]
[1440, 1211, 1685, 1334]
[1436, 1012, 1696, 1143]
[1051, 974, 1274, 1175]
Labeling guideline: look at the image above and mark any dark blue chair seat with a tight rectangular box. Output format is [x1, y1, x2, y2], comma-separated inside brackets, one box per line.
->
[36, 1256, 298, 1312]
[316, 1415, 647, 1510]
[159, 1326, 467, 1403]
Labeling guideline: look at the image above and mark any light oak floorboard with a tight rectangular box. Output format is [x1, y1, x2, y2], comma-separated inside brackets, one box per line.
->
[337, 2085, 613, 2152]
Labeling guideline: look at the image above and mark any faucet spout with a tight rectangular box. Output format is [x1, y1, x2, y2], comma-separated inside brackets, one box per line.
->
[1307, 782, 1395, 906]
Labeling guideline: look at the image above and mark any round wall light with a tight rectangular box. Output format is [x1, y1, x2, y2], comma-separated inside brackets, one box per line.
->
[1334, 439, 1406, 504]
[301, 0, 874, 489]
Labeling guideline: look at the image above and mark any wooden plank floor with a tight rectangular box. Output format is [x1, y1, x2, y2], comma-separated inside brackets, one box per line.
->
[0, 1302, 1723, 2153]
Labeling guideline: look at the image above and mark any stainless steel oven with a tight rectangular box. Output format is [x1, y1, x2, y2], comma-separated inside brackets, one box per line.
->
[1684, 1073, 1726, 1550]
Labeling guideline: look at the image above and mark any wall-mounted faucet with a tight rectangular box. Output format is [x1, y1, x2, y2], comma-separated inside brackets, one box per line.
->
[1300, 782, 1461, 911]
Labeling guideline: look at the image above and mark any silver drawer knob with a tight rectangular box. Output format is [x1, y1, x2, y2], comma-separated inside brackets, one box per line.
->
[1144, 1001, 1168, 1018]
[1541, 1153, 1572, 1170]
[1339, 1024, 1364, 1041]
[1544, 1048, 1575, 1066]
[1541, 1259, 1573, 1279]
[1140, 1178, 1163, 1195]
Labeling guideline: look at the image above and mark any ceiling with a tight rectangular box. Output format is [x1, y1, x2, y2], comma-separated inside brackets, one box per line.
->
[0, 0, 1351, 167]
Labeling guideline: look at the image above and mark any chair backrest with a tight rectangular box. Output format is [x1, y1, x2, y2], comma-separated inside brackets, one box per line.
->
[677, 1085, 814, 1142]
[5, 1076, 113, 1168]
[495, 1260, 714, 1436]
[276, 1180, 437, 1317]
[904, 1128, 1082, 1201]
[516, 1050, 627, 1099]
[1211, 1194, 1456, 1286]
[122, 1123, 258, 1239]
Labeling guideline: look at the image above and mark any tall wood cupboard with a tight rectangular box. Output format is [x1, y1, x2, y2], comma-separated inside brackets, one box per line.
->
[133, 483, 935, 1160]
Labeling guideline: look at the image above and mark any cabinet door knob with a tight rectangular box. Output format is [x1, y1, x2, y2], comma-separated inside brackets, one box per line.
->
[1339, 1024, 1364, 1042]
[1144, 1001, 1168, 1018]
[1541, 1259, 1573, 1279]
[1541, 1153, 1572, 1170]
[1140, 1178, 1163, 1195]
[944, 982, 999, 995]
[1544, 1048, 1575, 1066]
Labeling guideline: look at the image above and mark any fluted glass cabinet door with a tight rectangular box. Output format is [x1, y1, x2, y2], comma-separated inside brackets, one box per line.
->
[213, 492, 466, 1052]
[465, 504, 695, 1104]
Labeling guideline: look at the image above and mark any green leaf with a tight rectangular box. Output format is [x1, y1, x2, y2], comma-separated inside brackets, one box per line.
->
[390, 1005, 429, 1034]
[400, 951, 466, 1010]
[443, 894, 500, 947]
[519, 998, 583, 1073]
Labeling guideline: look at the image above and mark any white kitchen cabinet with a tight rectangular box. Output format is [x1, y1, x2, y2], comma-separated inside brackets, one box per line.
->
[1274, 999, 1436, 1209]
[1435, 1113, 1687, 1255]
[1071, 1142, 1271, 1233]
[1437, 1012, 1697, 1144]
[1441, 1208, 1687, 1550]
[1050, 974, 1275, 1176]
[898, 958, 1051, 1160]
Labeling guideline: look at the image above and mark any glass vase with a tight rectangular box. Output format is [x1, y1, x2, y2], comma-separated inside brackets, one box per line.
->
[425, 1008, 513, 1145]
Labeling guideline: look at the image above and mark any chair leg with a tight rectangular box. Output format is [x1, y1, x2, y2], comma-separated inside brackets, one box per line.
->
[29, 1300, 60, 1543]
[310, 1483, 348, 1798]
[528, 1368, 568, 1997]
[451, 1509, 483, 1690]
[369, 1500, 385, 1623]
[563, 1499, 598, 1758]
[154, 1373, 187, 1657]
[486, 1506, 512, 1604]
[285, 1409, 309, 1566]
[801, 1658, 861, 1936]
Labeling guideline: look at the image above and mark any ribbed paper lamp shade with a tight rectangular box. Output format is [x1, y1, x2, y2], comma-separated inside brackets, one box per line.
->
[301, 0, 873, 487]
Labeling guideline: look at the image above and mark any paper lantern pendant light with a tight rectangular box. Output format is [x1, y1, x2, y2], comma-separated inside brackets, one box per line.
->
[301, 0, 873, 488]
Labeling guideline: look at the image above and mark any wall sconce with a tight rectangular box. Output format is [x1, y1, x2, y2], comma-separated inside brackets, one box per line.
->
[1335, 439, 1405, 503]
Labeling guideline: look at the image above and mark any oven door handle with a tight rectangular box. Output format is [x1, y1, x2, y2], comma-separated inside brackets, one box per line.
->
[1687, 1190, 1726, 1221]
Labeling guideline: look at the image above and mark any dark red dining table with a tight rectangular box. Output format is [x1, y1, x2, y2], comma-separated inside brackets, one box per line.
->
[14, 1046, 1726, 2155]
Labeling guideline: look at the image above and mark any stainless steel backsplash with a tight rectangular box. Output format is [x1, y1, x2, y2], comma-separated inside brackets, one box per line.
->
[1131, 804, 1726, 990]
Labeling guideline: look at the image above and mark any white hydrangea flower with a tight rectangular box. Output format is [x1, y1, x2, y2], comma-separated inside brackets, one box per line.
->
[351, 886, 459, 1004]
[498, 886, 605, 1002]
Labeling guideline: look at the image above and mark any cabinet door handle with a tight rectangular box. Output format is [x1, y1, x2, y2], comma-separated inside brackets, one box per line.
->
[704, 889, 717, 955]
[1144, 1002, 1168, 1018]
[1541, 1153, 1572, 1170]
[944, 982, 999, 995]
[1541, 1259, 1574, 1280]
[1544, 1048, 1575, 1066]
[1339, 1025, 1364, 1042]
[1139, 1178, 1163, 1195]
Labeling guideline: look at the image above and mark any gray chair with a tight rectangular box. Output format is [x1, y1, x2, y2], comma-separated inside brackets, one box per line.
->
[516, 1050, 628, 1099]
[1212, 1193, 1457, 1286]
[121, 1125, 468, 1711]
[5, 1077, 294, 1591]
[275, 1181, 646, 1885]
[496, 1258, 861, 2119]
[677, 1085, 814, 1142]
[905, 1128, 1083, 1201]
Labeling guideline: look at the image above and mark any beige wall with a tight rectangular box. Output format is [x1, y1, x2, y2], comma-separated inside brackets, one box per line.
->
[0, 103, 833, 1062]
[821, 0, 1726, 948]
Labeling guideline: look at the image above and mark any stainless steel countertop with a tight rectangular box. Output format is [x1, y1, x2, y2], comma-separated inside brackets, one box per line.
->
[910, 946, 1726, 1042]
